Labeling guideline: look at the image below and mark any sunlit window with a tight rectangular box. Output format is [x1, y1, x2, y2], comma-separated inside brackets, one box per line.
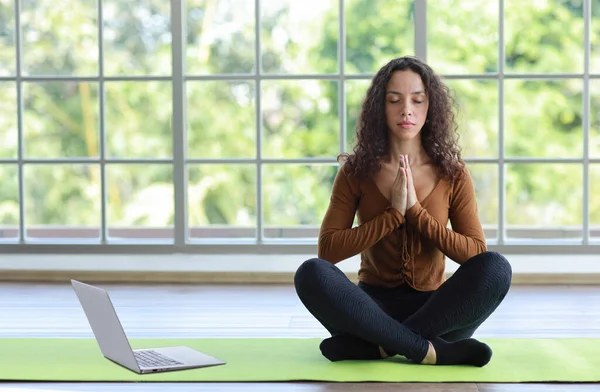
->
[0, 0, 597, 251]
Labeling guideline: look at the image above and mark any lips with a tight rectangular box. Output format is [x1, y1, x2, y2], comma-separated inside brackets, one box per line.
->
[398, 121, 415, 128]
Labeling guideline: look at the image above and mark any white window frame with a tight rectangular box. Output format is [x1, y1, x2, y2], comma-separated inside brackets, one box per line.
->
[0, 0, 597, 255]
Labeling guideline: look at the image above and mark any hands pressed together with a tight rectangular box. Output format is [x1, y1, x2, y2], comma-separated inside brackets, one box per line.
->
[391, 154, 417, 216]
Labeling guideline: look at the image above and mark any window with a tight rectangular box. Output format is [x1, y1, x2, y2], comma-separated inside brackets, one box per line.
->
[0, 0, 597, 253]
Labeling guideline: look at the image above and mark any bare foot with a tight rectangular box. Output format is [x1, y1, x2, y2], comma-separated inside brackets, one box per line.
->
[420, 341, 437, 365]
[379, 346, 389, 358]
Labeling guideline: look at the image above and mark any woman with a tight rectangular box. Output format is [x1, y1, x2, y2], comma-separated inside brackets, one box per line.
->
[294, 56, 512, 367]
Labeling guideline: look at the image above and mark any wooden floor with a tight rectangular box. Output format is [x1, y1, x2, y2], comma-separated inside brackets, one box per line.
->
[0, 282, 599, 391]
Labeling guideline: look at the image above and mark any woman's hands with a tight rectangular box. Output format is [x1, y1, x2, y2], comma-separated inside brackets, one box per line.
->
[405, 155, 417, 210]
[391, 155, 417, 215]
[391, 157, 408, 215]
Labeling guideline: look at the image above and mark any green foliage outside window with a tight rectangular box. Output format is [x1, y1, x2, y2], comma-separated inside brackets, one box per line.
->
[0, 0, 598, 239]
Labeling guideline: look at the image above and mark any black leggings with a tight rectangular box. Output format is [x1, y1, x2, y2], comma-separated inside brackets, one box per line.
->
[294, 251, 512, 362]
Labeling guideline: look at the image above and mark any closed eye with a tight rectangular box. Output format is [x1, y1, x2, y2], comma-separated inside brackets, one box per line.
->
[388, 99, 424, 104]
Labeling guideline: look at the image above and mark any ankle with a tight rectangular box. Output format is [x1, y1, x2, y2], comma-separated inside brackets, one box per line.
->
[378, 346, 389, 358]
[420, 341, 437, 365]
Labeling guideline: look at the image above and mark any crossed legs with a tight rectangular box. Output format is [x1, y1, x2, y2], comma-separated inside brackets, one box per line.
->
[294, 251, 512, 366]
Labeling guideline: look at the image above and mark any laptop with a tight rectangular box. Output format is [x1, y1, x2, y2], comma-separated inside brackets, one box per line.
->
[71, 279, 226, 374]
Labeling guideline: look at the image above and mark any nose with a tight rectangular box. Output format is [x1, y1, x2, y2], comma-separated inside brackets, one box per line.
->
[398, 96, 413, 117]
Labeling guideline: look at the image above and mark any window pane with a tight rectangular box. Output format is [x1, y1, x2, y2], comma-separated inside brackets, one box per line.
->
[106, 164, 173, 241]
[505, 80, 582, 158]
[261, 0, 337, 74]
[23, 82, 99, 158]
[345, 0, 413, 74]
[24, 164, 100, 239]
[505, 163, 582, 240]
[345, 79, 370, 153]
[591, 80, 600, 158]
[188, 164, 256, 240]
[106, 82, 172, 158]
[0, 82, 17, 158]
[505, 0, 583, 73]
[0, 0, 15, 76]
[21, 0, 98, 76]
[187, 81, 255, 158]
[467, 163, 498, 240]
[262, 80, 338, 158]
[591, 165, 600, 239]
[186, 0, 255, 74]
[263, 164, 337, 238]
[103, 0, 171, 76]
[0, 165, 18, 240]
[447, 79, 498, 158]
[593, 2, 600, 73]
[428, 0, 498, 74]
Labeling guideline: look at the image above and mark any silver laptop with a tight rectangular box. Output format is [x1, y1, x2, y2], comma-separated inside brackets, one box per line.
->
[71, 279, 226, 374]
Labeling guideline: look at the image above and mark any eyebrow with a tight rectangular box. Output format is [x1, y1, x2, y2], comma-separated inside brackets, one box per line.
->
[386, 90, 425, 95]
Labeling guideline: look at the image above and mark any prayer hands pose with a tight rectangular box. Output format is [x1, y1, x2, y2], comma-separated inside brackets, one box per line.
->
[391, 154, 417, 215]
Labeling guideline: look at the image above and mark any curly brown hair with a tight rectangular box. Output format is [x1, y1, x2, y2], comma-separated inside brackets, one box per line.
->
[339, 56, 464, 182]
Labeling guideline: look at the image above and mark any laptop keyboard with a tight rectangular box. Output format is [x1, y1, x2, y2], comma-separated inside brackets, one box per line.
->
[134, 350, 184, 368]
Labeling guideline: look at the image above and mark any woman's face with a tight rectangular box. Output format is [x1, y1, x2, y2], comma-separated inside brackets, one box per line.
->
[385, 69, 429, 141]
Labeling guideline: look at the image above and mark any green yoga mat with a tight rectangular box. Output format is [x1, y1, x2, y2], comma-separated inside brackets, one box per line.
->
[0, 338, 598, 383]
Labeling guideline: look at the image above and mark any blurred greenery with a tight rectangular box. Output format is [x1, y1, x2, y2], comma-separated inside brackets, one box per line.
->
[188, 164, 256, 229]
[466, 164, 499, 229]
[24, 164, 100, 227]
[0, 165, 17, 226]
[106, 81, 172, 158]
[505, 0, 584, 74]
[0, 0, 14, 76]
[23, 82, 99, 158]
[261, 0, 338, 74]
[594, 1, 600, 72]
[504, 79, 583, 158]
[187, 81, 256, 158]
[106, 164, 172, 229]
[428, 0, 498, 74]
[592, 165, 600, 233]
[444, 79, 498, 159]
[505, 163, 583, 235]
[0, 82, 17, 157]
[0, 0, 598, 240]
[263, 164, 338, 229]
[345, 79, 371, 152]
[592, 80, 600, 157]
[344, 0, 414, 74]
[186, 0, 255, 74]
[261, 80, 339, 158]
[103, 0, 171, 76]
[21, 0, 98, 75]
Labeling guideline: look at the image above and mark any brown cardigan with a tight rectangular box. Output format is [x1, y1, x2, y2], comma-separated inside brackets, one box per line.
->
[318, 162, 487, 292]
